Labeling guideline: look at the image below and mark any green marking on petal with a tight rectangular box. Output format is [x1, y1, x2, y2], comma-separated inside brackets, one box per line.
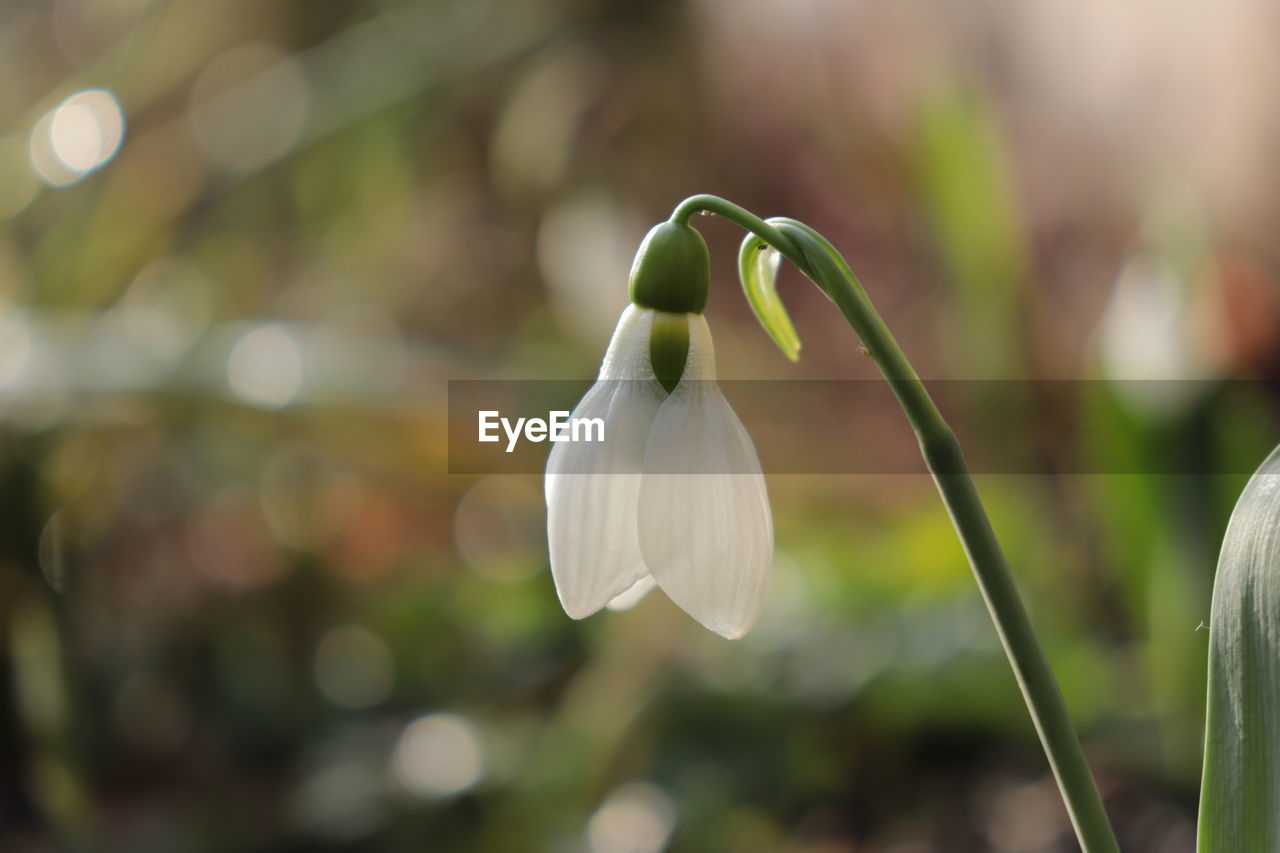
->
[648, 311, 689, 394]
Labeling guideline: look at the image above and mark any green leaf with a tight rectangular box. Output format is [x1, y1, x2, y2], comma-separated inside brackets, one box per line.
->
[1199, 443, 1280, 851]
[737, 233, 801, 361]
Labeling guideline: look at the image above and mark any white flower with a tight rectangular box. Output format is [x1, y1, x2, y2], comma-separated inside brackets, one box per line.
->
[545, 304, 773, 639]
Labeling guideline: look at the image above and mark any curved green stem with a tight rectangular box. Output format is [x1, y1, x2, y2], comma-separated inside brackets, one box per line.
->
[673, 195, 1121, 853]
[672, 194, 801, 256]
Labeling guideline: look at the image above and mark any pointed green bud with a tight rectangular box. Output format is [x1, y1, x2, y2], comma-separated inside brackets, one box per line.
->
[629, 221, 709, 315]
[648, 311, 689, 394]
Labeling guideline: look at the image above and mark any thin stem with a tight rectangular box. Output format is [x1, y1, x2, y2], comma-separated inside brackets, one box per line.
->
[673, 195, 1121, 853]
[672, 194, 796, 247]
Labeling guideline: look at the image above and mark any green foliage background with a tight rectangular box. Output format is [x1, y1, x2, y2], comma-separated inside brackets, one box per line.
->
[2, 1, 1279, 851]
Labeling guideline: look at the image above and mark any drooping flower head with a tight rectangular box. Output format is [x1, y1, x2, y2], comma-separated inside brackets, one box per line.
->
[545, 221, 773, 639]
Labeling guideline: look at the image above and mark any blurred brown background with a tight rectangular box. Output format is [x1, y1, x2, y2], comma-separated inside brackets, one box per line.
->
[3, 0, 1280, 850]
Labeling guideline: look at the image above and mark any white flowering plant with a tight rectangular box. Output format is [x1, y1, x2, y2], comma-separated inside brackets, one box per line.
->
[545, 194, 1280, 853]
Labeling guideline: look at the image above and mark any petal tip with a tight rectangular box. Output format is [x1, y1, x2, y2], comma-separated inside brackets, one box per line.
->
[553, 568, 651, 622]
[715, 623, 753, 641]
[681, 606, 761, 640]
[558, 597, 603, 621]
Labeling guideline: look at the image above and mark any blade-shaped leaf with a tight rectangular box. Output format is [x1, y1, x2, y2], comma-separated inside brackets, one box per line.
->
[737, 233, 800, 361]
[1199, 444, 1280, 851]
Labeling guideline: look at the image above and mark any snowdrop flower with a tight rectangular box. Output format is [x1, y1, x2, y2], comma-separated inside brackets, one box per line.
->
[545, 221, 773, 639]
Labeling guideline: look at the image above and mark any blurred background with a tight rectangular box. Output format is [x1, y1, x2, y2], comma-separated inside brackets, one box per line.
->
[3, 0, 1280, 850]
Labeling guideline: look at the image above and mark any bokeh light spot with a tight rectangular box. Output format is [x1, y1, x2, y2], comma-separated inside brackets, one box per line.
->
[86, 260, 213, 392]
[189, 43, 309, 173]
[29, 111, 81, 186]
[490, 45, 599, 194]
[0, 310, 32, 388]
[1098, 253, 1210, 415]
[291, 757, 384, 841]
[391, 713, 486, 799]
[227, 324, 304, 409]
[586, 782, 676, 853]
[306, 305, 407, 397]
[29, 89, 124, 186]
[51, 89, 125, 172]
[536, 191, 642, 346]
[313, 625, 394, 710]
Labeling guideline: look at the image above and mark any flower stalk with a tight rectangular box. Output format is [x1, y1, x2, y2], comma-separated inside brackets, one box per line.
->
[670, 194, 1121, 853]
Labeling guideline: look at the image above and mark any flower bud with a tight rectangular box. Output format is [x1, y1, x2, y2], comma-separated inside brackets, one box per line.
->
[628, 222, 709, 315]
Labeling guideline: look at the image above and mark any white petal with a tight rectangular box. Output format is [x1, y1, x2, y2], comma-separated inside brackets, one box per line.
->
[638, 315, 773, 639]
[598, 304, 656, 381]
[605, 575, 658, 611]
[545, 306, 665, 619]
